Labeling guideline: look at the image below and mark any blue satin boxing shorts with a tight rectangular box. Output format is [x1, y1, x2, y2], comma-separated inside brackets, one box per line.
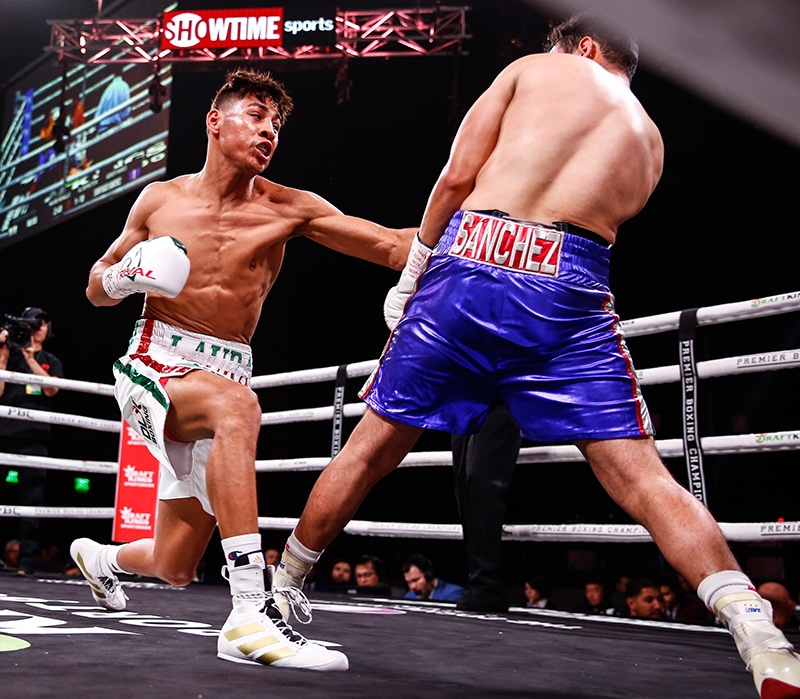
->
[359, 209, 654, 442]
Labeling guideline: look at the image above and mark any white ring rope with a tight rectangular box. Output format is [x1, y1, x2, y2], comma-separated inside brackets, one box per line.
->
[1, 290, 798, 545]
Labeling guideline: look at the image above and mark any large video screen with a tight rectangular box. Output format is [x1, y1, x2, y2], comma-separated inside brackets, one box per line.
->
[0, 57, 170, 249]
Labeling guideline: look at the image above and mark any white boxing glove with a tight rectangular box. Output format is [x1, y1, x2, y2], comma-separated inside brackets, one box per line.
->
[102, 236, 190, 300]
[383, 232, 433, 330]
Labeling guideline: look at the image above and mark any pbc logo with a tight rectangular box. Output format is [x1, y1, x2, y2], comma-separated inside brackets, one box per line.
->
[130, 398, 157, 444]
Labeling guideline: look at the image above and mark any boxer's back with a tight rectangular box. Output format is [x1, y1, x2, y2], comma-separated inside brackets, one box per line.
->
[462, 53, 663, 243]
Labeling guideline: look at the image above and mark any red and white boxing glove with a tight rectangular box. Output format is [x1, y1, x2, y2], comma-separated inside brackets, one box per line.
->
[383, 232, 433, 330]
[102, 236, 190, 300]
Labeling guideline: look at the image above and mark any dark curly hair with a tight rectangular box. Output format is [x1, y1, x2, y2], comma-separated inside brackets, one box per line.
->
[211, 68, 294, 126]
[543, 12, 639, 80]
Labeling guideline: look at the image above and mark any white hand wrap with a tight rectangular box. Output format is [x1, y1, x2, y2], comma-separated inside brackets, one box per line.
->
[102, 236, 190, 300]
[383, 232, 433, 330]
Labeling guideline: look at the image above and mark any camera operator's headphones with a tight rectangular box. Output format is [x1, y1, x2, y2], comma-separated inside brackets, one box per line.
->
[20, 307, 54, 341]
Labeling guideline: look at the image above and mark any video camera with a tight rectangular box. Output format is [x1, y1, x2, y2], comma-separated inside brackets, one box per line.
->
[0, 314, 38, 351]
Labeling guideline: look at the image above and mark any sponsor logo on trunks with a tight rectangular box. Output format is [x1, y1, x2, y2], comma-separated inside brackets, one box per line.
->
[130, 398, 157, 445]
[449, 211, 562, 276]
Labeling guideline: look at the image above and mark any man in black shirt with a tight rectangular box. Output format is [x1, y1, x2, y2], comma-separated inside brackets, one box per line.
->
[0, 307, 63, 575]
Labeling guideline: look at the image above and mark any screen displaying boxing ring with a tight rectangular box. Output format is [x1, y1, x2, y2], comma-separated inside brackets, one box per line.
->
[0, 55, 170, 250]
[1, 289, 799, 580]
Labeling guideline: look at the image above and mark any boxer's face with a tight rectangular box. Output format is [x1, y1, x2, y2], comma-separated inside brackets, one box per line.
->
[211, 94, 281, 174]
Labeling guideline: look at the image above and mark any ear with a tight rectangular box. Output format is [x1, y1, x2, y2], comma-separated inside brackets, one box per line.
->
[207, 108, 221, 136]
[577, 36, 597, 59]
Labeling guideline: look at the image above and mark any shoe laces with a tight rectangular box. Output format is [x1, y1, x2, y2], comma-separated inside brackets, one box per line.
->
[96, 553, 127, 599]
[260, 596, 307, 645]
[273, 584, 313, 625]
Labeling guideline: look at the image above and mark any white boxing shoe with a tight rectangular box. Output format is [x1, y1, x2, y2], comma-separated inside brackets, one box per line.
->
[69, 538, 129, 611]
[217, 593, 347, 671]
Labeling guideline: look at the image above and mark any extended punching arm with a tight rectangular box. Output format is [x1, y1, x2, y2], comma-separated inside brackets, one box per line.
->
[102, 236, 190, 300]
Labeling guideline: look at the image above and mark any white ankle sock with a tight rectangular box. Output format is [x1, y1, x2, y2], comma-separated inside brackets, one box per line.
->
[273, 532, 322, 589]
[282, 531, 321, 573]
[697, 570, 755, 610]
[221, 533, 263, 570]
[105, 545, 130, 575]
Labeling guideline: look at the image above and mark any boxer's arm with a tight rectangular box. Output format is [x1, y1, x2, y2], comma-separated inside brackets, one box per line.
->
[418, 68, 512, 247]
[86, 183, 188, 306]
[294, 194, 416, 270]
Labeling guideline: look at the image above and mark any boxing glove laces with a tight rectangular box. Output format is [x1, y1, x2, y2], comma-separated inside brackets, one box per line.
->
[383, 232, 433, 330]
[102, 236, 191, 300]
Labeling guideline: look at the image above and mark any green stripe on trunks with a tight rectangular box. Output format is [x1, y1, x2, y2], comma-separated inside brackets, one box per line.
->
[113, 359, 173, 410]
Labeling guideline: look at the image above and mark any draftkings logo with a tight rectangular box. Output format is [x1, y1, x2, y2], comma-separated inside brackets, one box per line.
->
[123, 465, 155, 489]
[119, 506, 152, 530]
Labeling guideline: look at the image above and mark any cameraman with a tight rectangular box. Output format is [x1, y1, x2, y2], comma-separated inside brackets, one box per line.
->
[0, 307, 63, 576]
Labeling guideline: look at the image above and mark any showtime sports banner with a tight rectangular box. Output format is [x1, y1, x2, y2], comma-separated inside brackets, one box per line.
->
[161, 7, 336, 50]
[113, 420, 159, 543]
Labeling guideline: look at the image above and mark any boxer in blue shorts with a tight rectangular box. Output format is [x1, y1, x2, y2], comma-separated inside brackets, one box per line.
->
[276, 14, 800, 698]
[361, 209, 653, 442]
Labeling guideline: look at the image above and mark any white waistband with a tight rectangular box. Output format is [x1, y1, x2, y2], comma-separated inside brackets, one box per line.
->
[130, 318, 253, 385]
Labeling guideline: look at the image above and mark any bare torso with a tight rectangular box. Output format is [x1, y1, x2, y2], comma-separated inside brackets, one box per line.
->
[138, 174, 306, 342]
[87, 91, 413, 344]
[460, 53, 663, 243]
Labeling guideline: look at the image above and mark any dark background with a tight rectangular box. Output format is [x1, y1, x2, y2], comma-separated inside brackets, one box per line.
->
[1, 0, 798, 595]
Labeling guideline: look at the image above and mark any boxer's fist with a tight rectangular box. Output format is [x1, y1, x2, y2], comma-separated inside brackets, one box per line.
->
[102, 237, 190, 300]
[383, 233, 432, 330]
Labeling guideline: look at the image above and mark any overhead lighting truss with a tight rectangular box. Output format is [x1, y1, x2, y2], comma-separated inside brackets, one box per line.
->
[46, 6, 471, 65]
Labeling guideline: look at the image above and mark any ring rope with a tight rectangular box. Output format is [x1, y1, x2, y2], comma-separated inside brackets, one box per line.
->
[4, 343, 798, 429]
[0, 369, 114, 396]
[3, 430, 798, 475]
[0, 290, 797, 543]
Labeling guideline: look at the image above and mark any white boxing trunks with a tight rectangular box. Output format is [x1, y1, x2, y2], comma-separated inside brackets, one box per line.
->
[113, 318, 254, 515]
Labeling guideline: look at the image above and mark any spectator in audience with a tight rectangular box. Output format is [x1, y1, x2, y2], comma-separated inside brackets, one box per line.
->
[312, 556, 354, 592]
[659, 574, 714, 625]
[2, 538, 20, 571]
[0, 307, 63, 576]
[402, 554, 466, 602]
[610, 571, 632, 612]
[576, 576, 616, 616]
[522, 573, 551, 609]
[757, 581, 800, 632]
[623, 577, 665, 620]
[264, 548, 281, 568]
[352, 554, 395, 596]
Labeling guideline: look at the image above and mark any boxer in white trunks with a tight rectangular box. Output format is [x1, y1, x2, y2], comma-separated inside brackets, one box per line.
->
[69, 68, 415, 672]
